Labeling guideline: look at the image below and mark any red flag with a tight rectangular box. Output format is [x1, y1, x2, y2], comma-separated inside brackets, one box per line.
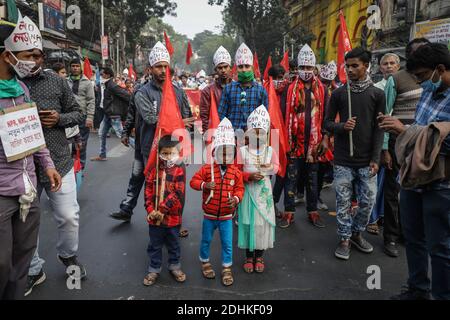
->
[144, 67, 191, 176]
[263, 55, 272, 82]
[280, 51, 289, 74]
[253, 52, 261, 79]
[205, 89, 220, 144]
[83, 57, 93, 80]
[230, 64, 238, 81]
[268, 77, 288, 177]
[337, 10, 353, 84]
[186, 41, 193, 65]
[164, 31, 174, 57]
[128, 64, 137, 80]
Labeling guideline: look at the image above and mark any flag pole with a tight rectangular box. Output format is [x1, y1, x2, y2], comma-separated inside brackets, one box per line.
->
[155, 128, 162, 211]
[345, 70, 354, 157]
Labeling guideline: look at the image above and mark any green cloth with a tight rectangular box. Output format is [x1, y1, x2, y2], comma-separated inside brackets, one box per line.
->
[238, 71, 255, 83]
[70, 75, 81, 81]
[383, 76, 397, 150]
[0, 77, 25, 99]
[7, 0, 19, 23]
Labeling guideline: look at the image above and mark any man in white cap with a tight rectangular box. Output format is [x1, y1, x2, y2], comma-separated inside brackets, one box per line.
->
[11, 15, 86, 295]
[280, 44, 329, 229]
[200, 46, 233, 133]
[218, 43, 268, 131]
[0, 15, 62, 300]
[109, 41, 194, 224]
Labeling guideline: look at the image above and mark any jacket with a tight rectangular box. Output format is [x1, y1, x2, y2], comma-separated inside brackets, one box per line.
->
[190, 164, 245, 220]
[395, 122, 450, 189]
[103, 78, 130, 120]
[67, 75, 95, 121]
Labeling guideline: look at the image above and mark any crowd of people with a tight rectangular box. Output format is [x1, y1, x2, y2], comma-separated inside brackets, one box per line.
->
[0, 12, 449, 301]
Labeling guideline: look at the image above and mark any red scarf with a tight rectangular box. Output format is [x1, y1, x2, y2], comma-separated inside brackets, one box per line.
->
[285, 77, 325, 159]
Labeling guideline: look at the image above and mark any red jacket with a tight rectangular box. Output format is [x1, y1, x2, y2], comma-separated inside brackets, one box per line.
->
[190, 164, 245, 221]
[145, 164, 186, 227]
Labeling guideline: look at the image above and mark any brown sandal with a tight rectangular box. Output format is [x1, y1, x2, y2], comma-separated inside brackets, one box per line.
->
[143, 272, 159, 286]
[243, 258, 254, 273]
[179, 229, 189, 238]
[170, 269, 186, 283]
[366, 223, 379, 235]
[201, 262, 216, 279]
[255, 257, 265, 273]
[221, 268, 234, 286]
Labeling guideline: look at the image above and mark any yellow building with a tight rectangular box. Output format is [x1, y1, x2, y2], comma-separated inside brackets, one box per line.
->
[284, 0, 376, 63]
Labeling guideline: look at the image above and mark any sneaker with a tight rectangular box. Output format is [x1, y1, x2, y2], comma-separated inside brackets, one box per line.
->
[390, 286, 431, 300]
[90, 156, 107, 161]
[58, 255, 87, 280]
[109, 210, 132, 222]
[278, 212, 294, 228]
[317, 199, 328, 211]
[24, 270, 46, 297]
[308, 212, 326, 228]
[350, 232, 374, 253]
[335, 240, 351, 260]
[384, 241, 399, 257]
[295, 194, 305, 205]
[322, 181, 333, 189]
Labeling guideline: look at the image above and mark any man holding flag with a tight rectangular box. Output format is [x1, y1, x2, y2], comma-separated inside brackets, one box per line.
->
[200, 46, 233, 134]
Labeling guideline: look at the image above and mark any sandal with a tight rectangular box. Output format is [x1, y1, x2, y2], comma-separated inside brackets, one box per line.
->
[201, 262, 216, 279]
[255, 257, 265, 273]
[366, 223, 379, 235]
[243, 258, 254, 273]
[143, 272, 159, 286]
[179, 229, 189, 238]
[170, 269, 186, 283]
[221, 268, 234, 286]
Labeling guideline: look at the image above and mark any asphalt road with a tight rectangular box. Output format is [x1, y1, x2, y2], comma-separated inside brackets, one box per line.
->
[27, 134, 408, 300]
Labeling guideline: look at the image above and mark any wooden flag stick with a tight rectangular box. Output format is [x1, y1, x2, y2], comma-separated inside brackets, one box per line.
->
[155, 128, 162, 211]
[345, 70, 354, 157]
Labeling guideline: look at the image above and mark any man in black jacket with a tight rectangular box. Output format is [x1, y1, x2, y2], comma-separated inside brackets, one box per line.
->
[91, 67, 130, 161]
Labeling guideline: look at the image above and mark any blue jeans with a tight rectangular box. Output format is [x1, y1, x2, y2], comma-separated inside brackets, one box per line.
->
[147, 225, 181, 273]
[369, 167, 385, 224]
[284, 157, 318, 213]
[334, 165, 377, 240]
[199, 219, 233, 267]
[119, 149, 145, 215]
[99, 115, 123, 158]
[400, 188, 450, 300]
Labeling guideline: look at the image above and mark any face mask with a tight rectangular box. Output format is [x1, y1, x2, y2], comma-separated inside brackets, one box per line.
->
[420, 68, 442, 92]
[274, 79, 287, 93]
[298, 70, 314, 82]
[238, 71, 254, 83]
[159, 154, 179, 168]
[8, 52, 37, 78]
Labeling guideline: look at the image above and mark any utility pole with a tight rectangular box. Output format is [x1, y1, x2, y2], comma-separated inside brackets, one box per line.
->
[101, 0, 106, 66]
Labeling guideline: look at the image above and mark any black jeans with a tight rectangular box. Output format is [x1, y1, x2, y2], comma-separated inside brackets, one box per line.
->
[383, 136, 401, 242]
[119, 149, 145, 215]
[0, 196, 40, 300]
[284, 157, 318, 213]
[93, 106, 104, 129]
[273, 175, 285, 204]
[318, 162, 333, 198]
[72, 122, 90, 171]
[147, 225, 181, 273]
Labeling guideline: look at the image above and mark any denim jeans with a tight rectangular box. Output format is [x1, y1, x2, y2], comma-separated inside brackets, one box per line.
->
[400, 188, 450, 300]
[334, 165, 377, 240]
[147, 225, 181, 273]
[284, 157, 318, 213]
[119, 149, 145, 215]
[369, 167, 385, 224]
[29, 168, 80, 276]
[99, 115, 123, 158]
[199, 219, 233, 267]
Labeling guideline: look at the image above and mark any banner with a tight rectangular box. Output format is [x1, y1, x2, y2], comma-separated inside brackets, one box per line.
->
[101, 36, 109, 60]
[414, 18, 450, 46]
[38, 0, 66, 38]
[0, 103, 46, 162]
[184, 89, 201, 121]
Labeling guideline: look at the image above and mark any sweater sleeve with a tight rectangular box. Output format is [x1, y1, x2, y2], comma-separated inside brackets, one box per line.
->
[233, 169, 245, 201]
[190, 166, 207, 190]
[200, 87, 211, 134]
[324, 90, 346, 134]
[144, 169, 156, 214]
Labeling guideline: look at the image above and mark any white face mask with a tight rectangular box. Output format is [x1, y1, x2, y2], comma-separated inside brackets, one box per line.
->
[8, 52, 37, 78]
[159, 154, 179, 168]
[298, 70, 314, 82]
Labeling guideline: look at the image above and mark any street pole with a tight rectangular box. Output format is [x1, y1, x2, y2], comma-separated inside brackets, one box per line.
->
[101, 0, 106, 66]
[409, 0, 418, 41]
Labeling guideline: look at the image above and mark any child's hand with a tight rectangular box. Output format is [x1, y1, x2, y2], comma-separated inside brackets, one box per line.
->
[227, 196, 238, 208]
[204, 181, 216, 190]
[147, 210, 157, 222]
[249, 173, 264, 181]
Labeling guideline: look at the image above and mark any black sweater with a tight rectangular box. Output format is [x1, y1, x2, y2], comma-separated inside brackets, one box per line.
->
[325, 85, 385, 168]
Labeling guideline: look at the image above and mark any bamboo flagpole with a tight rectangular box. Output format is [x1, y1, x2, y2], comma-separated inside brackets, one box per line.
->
[345, 70, 354, 157]
[154, 128, 162, 212]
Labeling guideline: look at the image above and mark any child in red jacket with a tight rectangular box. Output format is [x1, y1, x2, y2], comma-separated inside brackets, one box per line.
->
[190, 118, 244, 286]
[143, 135, 186, 286]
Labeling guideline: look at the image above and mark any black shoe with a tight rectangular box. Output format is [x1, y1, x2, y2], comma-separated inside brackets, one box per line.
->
[350, 232, 374, 253]
[384, 241, 399, 257]
[58, 255, 87, 280]
[109, 210, 132, 222]
[24, 270, 46, 297]
[390, 286, 431, 300]
[335, 240, 351, 260]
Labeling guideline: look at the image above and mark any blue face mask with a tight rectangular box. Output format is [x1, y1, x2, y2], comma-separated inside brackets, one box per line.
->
[420, 69, 442, 92]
